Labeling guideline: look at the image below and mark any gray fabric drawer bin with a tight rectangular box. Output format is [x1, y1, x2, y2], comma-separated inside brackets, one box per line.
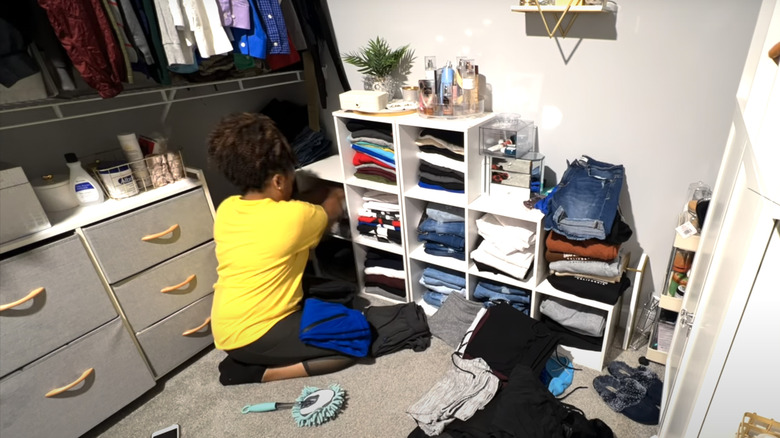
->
[0, 235, 117, 378]
[113, 241, 217, 332]
[0, 318, 155, 438]
[137, 293, 214, 378]
[82, 189, 214, 284]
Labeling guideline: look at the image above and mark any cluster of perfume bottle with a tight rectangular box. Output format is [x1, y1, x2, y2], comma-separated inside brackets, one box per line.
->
[417, 56, 482, 118]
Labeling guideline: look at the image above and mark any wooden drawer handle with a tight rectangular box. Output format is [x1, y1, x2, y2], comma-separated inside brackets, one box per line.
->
[141, 224, 179, 241]
[161, 274, 196, 293]
[45, 368, 94, 397]
[0, 287, 44, 312]
[182, 317, 211, 336]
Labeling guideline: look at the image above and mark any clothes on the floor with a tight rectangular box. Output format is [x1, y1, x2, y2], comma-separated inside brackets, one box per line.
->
[407, 355, 500, 436]
[299, 298, 371, 357]
[427, 292, 484, 349]
[364, 302, 431, 357]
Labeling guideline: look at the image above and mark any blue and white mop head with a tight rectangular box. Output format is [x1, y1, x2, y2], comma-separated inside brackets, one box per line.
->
[291, 384, 347, 427]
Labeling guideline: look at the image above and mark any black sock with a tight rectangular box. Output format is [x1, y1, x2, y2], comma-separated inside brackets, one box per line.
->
[218, 356, 266, 386]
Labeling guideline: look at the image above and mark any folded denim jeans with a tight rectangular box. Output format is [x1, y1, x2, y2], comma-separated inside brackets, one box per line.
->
[473, 282, 531, 305]
[423, 242, 466, 261]
[544, 156, 624, 241]
[418, 218, 465, 237]
[418, 232, 465, 250]
[419, 275, 466, 295]
[422, 266, 466, 288]
[425, 203, 465, 222]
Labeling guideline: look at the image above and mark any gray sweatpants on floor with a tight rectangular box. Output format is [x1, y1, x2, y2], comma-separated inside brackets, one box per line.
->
[407, 355, 499, 436]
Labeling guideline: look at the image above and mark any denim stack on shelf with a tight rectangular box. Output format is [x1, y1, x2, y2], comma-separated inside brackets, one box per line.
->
[539, 156, 634, 306]
[363, 249, 406, 299]
[473, 279, 531, 315]
[357, 190, 402, 245]
[417, 203, 466, 261]
[419, 266, 466, 309]
[415, 128, 465, 193]
[470, 213, 536, 281]
[348, 120, 396, 185]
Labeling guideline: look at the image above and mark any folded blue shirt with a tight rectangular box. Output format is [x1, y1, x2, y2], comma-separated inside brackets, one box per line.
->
[300, 298, 371, 357]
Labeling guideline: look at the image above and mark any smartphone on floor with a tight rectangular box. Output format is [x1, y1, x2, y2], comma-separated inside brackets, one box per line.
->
[151, 424, 180, 438]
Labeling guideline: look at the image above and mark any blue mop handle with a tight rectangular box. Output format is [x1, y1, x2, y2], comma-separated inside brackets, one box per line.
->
[242, 402, 278, 413]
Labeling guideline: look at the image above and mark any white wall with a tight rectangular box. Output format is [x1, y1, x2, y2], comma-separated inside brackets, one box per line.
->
[325, 0, 761, 304]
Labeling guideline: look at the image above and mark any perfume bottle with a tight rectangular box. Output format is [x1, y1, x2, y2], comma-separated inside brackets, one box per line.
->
[463, 60, 479, 113]
[424, 56, 436, 80]
[439, 61, 454, 116]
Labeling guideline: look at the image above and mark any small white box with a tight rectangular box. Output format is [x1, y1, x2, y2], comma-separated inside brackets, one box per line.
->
[339, 90, 388, 112]
[0, 163, 52, 244]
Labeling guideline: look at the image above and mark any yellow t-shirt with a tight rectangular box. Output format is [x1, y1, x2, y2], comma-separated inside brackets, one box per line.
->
[210, 196, 327, 350]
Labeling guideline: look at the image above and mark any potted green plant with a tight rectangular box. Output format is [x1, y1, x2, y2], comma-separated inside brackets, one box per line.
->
[342, 37, 415, 98]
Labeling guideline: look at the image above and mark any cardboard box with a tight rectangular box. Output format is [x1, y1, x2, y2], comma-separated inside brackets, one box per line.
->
[0, 163, 51, 244]
[339, 90, 389, 112]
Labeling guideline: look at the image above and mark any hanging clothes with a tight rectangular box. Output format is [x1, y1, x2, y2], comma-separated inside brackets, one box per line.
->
[37, 0, 126, 98]
[289, 0, 351, 107]
[182, 0, 234, 58]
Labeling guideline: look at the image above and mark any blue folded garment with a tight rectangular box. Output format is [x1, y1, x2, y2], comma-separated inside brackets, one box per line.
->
[299, 298, 372, 357]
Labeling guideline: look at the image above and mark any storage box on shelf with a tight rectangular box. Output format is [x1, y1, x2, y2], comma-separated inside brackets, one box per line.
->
[0, 168, 218, 438]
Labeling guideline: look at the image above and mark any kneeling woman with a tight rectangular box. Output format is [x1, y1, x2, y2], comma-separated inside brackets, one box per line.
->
[208, 113, 354, 385]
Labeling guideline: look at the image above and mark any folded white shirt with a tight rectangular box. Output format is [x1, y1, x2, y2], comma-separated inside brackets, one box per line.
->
[471, 243, 532, 280]
[417, 151, 466, 174]
[476, 213, 535, 252]
[364, 266, 405, 279]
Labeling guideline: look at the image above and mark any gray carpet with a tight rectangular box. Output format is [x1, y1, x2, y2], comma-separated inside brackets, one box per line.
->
[83, 299, 663, 438]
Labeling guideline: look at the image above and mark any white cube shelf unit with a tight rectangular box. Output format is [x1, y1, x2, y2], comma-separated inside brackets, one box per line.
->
[309, 110, 626, 370]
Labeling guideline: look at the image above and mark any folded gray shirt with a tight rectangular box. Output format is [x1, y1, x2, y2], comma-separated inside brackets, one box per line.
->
[539, 297, 606, 337]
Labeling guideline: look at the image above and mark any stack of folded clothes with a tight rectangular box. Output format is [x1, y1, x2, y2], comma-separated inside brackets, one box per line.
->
[357, 190, 402, 245]
[470, 213, 536, 281]
[415, 128, 465, 193]
[420, 266, 466, 309]
[540, 156, 634, 306]
[363, 249, 406, 299]
[417, 202, 466, 261]
[473, 279, 531, 315]
[348, 120, 396, 185]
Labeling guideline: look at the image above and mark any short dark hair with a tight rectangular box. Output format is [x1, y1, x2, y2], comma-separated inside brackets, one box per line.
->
[207, 113, 297, 192]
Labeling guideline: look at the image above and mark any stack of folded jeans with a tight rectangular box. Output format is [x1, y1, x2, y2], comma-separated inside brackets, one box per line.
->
[473, 279, 531, 315]
[292, 127, 332, 168]
[348, 120, 396, 185]
[470, 213, 536, 281]
[415, 128, 465, 193]
[357, 190, 402, 245]
[363, 249, 406, 299]
[540, 156, 634, 305]
[420, 266, 466, 309]
[417, 203, 466, 261]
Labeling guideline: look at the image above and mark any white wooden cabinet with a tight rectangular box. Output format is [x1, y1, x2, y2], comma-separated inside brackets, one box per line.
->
[307, 110, 630, 371]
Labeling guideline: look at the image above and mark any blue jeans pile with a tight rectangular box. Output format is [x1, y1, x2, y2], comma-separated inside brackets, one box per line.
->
[543, 156, 624, 241]
[420, 266, 466, 308]
[473, 280, 531, 314]
[418, 205, 466, 261]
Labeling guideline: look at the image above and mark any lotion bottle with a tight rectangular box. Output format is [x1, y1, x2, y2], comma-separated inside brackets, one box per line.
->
[65, 152, 105, 206]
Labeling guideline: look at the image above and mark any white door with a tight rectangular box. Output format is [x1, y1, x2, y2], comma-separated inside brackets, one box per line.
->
[659, 0, 780, 434]
[698, 221, 780, 436]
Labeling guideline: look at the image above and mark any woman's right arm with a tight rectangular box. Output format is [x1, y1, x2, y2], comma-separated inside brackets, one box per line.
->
[320, 187, 345, 224]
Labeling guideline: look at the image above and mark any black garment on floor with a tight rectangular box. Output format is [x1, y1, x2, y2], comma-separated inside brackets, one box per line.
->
[546, 273, 631, 305]
[541, 315, 604, 352]
[463, 302, 559, 380]
[364, 302, 431, 357]
[407, 364, 615, 438]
